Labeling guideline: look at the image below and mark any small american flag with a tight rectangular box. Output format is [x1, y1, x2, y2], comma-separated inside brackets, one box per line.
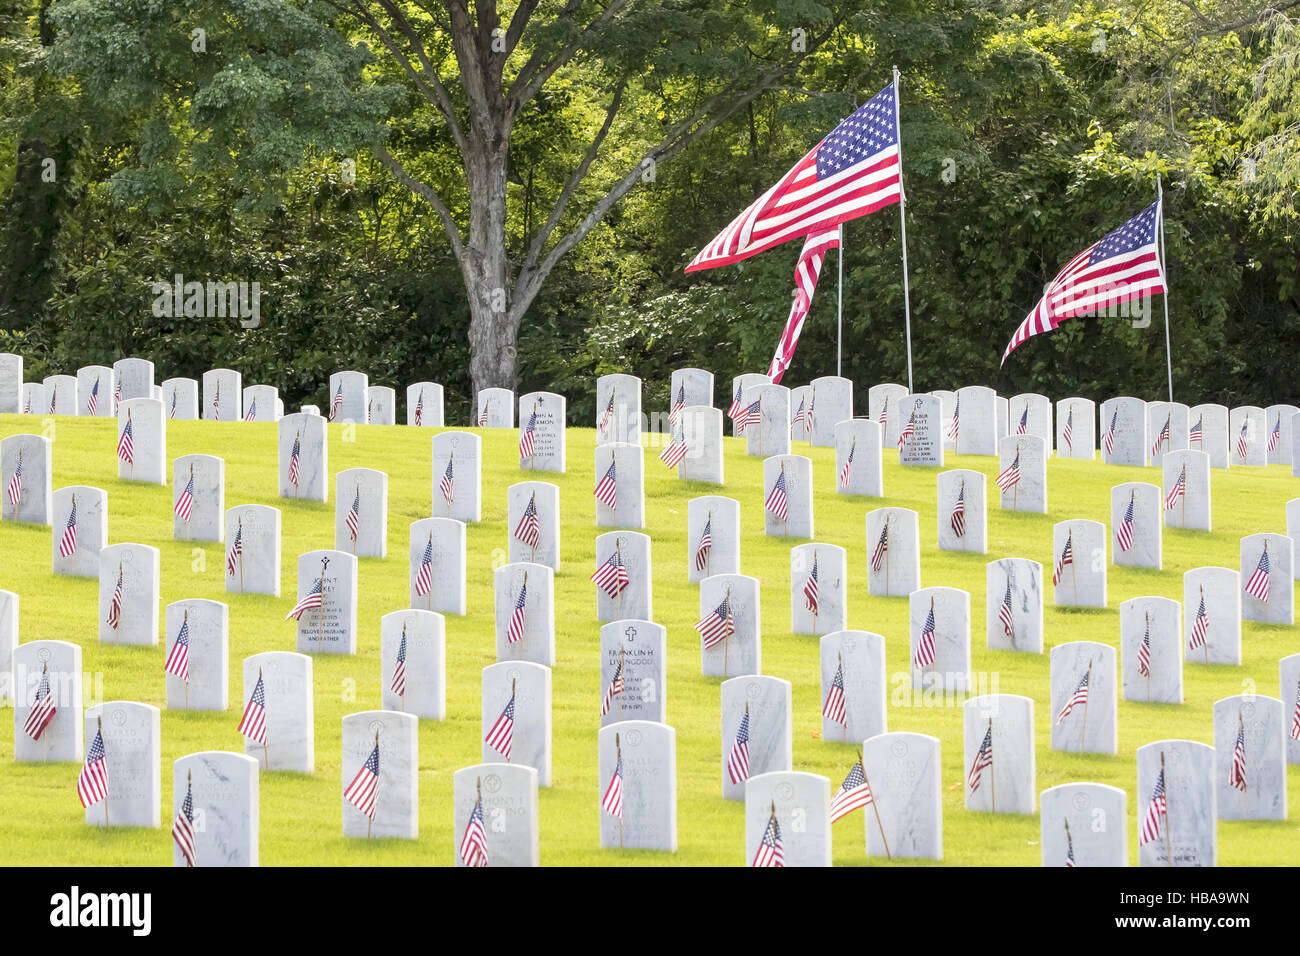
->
[212, 382, 221, 417]
[1055, 670, 1089, 725]
[1289, 678, 1300, 741]
[598, 392, 616, 433]
[792, 396, 807, 431]
[477, 401, 489, 427]
[1139, 769, 1167, 845]
[967, 724, 993, 794]
[117, 416, 135, 465]
[1137, 618, 1152, 677]
[806, 392, 816, 433]
[948, 397, 960, 441]
[1116, 496, 1134, 552]
[345, 486, 361, 542]
[344, 743, 380, 820]
[391, 626, 407, 697]
[594, 459, 618, 510]
[518, 408, 537, 461]
[414, 390, 424, 427]
[77, 727, 109, 808]
[459, 792, 489, 867]
[1062, 406, 1073, 452]
[869, 522, 889, 573]
[1268, 416, 1281, 453]
[994, 449, 1021, 492]
[329, 383, 343, 421]
[1189, 593, 1209, 651]
[734, 399, 761, 434]
[237, 673, 267, 744]
[897, 409, 916, 449]
[591, 550, 630, 598]
[23, 666, 56, 741]
[169, 389, 177, 419]
[1190, 415, 1202, 444]
[669, 384, 685, 428]
[164, 615, 191, 684]
[950, 485, 966, 537]
[601, 754, 624, 818]
[484, 692, 516, 758]
[49, 386, 57, 415]
[6, 450, 22, 506]
[366, 397, 372, 423]
[998, 579, 1014, 641]
[1228, 719, 1247, 792]
[600, 658, 625, 717]
[838, 439, 855, 488]
[59, 497, 78, 557]
[285, 576, 324, 621]
[440, 458, 455, 506]
[822, 658, 846, 725]
[1065, 824, 1076, 868]
[1165, 467, 1185, 510]
[914, 603, 936, 669]
[727, 709, 751, 784]
[1152, 416, 1170, 456]
[830, 760, 873, 822]
[658, 430, 688, 468]
[414, 535, 434, 597]
[288, 433, 301, 487]
[244, 397, 257, 422]
[1245, 548, 1271, 603]
[765, 467, 788, 521]
[1236, 421, 1249, 461]
[1015, 406, 1028, 435]
[173, 776, 197, 867]
[106, 566, 124, 629]
[226, 522, 243, 576]
[88, 377, 100, 416]
[751, 808, 784, 868]
[514, 494, 540, 548]
[174, 472, 195, 522]
[695, 594, 733, 649]
[113, 379, 120, 412]
[877, 397, 888, 430]
[727, 382, 743, 421]
[1102, 408, 1118, 457]
[802, 553, 819, 613]
[693, 517, 713, 572]
[1052, 533, 1073, 586]
[506, 582, 527, 645]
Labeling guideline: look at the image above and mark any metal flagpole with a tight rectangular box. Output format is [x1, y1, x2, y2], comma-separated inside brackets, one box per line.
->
[837, 222, 844, 377]
[1157, 174, 1173, 402]
[892, 65, 914, 394]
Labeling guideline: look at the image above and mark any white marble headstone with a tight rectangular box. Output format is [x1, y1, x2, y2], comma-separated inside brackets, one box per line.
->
[720, 676, 792, 800]
[113, 357, 155, 402]
[334, 467, 387, 557]
[1162, 449, 1211, 531]
[117, 397, 166, 484]
[594, 531, 653, 622]
[42, 375, 77, 416]
[996, 395, 1008, 437]
[1146, 401, 1189, 466]
[203, 368, 242, 421]
[997, 434, 1046, 512]
[937, 469, 986, 553]
[1229, 405, 1267, 466]
[173, 751, 259, 867]
[1, 434, 51, 525]
[0, 590, 13, 706]
[747, 383, 791, 457]
[687, 495, 739, 582]
[865, 507, 920, 596]
[278, 412, 327, 501]
[594, 443, 644, 530]
[600, 619, 667, 725]
[763, 454, 812, 538]
[1265, 404, 1298, 465]
[481, 660, 551, 786]
[161, 377, 199, 420]
[164, 598, 229, 711]
[1136, 739, 1216, 867]
[173, 454, 224, 542]
[452, 763, 539, 866]
[1099, 396, 1147, 466]
[1055, 397, 1096, 459]
[744, 771, 830, 867]
[699, 572, 760, 677]
[1009, 393, 1052, 447]
[1052, 519, 1106, 608]
[1049, 641, 1117, 754]
[328, 370, 368, 423]
[728, 373, 771, 437]
[432, 431, 481, 522]
[341, 710, 418, 838]
[598, 720, 676, 851]
[898, 394, 943, 466]
[819, 630, 886, 743]
[1213, 694, 1285, 820]
[76, 366, 114, 418]
[670, 367, 714, 413]
[1039, 783, 1126, 867]
[1240, 532, 1293, 625]
[868, 382, 909, 449]
[1110, 482, 1161, 569]
[225, 504, 281, 597]
[84, 701, 160, 828]
[596, 373, 640, 445]
[789, 385, 810, 443]
[243, 651, 313, 772]
[676, 406, 723, 484]
[493, 563, 555, 666]
[1186, 403, 1229, 468]
[861, 731, 942, 859]
[292, 550, 358, 655]
[241, 384, 280, 422]
[985, 557, 1043, 653]
[20, 381, 43, 415]
[518, 391, 566, 472]
[1121, 596, 1183, 703]
[910, 586, 971, 693]
[366, 385, 396, 425]
[954, 385, 998, 456]
[790, 542, 846, 635]
[405, 382, 444, 427]
[963, 694, 1035, 813]
[409, 517, 465, 615]
[807, 375, 852, 447]
[508, 481, 560, 569]
[12, 639, 82, 761]
[834, 419, 883, 497]
[1279, 655, 1300, 765]
[0, 352, 21, 412]
[1182, 566, 1240, 665]
[381, 609, 445, 719]
[51, 485, 107, 577]
[98, 542, 160, 645]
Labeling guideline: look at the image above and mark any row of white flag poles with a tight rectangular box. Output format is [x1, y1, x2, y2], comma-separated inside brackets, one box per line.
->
[685, 69, 1175, 402]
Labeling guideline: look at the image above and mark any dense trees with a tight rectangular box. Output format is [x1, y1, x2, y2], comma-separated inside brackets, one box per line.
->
[0, 0, 1296, 419]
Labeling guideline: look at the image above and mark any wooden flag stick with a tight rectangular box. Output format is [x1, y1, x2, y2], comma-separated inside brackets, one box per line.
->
[398, 621, 407, 712]
[616, 733, 624, 849]
[183, 608, 190, 709]
[127, 412, 134, 480]
[367, 729, 378, 839]
[860, 750, 891, 860]
[1180, 464, 1186, 528]
[618, 646, 625, 721]
[1080, 658, 1092, 747]
[1200, 585, 1207, 664]
[186, 462, 193, 540]
[99, 716, 109, 827]
[1161, 751, 1172, 866]
[259, 667, 270, 770]
[960, 479, 966, 551]
[529, 401, 537, 471]
[507, 678, 516, 762]
[988, 716, 996, 813]
[705, 509, 712, 578]
[1012, 441, 1021, 511]
[839, 652, 846, 742]
[1239, 710, 1247, 815]
[1146, 611, 1151, 703]
[237, 517, 245, 593]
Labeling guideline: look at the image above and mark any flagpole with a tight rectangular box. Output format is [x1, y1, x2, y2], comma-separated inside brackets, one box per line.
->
[259, 667, 270, 770]
[837, 223, 844, 377]
[1161, 751, 1173, 866]
[723, 585, 732, 678]
[618, 646, 625, 721]
[183, 609, 190, 708]
[839, 652, 846, 742]
[237, 517, 244, 593]
[988, 717, 996, 813]
[1080, 658, 1092, 749]
[893, 65, 915, 394]
[99, 716, 109, 827]
[367, 729, 378, 839]
[860, 750, 892, 859]
[1200, 585, 1207, 664]
[1157, 175, 1173, 402]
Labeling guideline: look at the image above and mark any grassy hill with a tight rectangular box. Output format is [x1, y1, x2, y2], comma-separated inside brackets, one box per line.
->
[0, 413, 1297, 865]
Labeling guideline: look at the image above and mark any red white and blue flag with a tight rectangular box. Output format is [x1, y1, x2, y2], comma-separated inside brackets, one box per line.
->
[967, 724, 993, 793]
[174, 472, 195, 522]
[751, 808, 784, 868]
[59, 497, 78, 557]
[485, 692, 515, 758]
[459, 792, 489, 867]
[237, 672, 267, 745]
[727, 710, 751, 784]
[415, 535, 434, 597]
[830, 759, 873, 822]
[164, 615, 191, 684]
[77, 727, 109, 807]
[173, 776, 197, 867]
[344, 743, 381, 820]
[1116, 496, 1135, 552]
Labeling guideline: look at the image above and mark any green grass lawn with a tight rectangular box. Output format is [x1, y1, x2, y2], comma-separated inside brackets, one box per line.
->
[1, 412, 1297, 866]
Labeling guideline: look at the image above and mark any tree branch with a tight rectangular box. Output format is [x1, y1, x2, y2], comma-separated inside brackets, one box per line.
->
[370, 142, 466, 258]
[507, 0, 633, 118]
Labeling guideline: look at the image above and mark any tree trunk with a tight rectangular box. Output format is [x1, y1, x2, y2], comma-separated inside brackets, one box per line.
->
[461, 140, 518, 396]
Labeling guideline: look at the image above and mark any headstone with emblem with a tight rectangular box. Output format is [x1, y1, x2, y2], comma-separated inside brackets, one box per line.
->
[340, 710, 418, 839]
[819, 629, 887, 743]
[1039, 783, 1127, 867]
[1049, 641, 1117, 754]
[720, 675, 792, 801]
[1121, 596, 1183, 703]
[1136, 739, 1216, 867]
[493, 562, 555, 666]
[242, 651, 314, 772]
[84, 701, 161, 828]
[432, 431, 482, 523]
[381, 609, 445, 719]
[291, 550, 358, 655]
[599, 619, 667, 726]
[164, 598, 229, 711]
[12, 639, 83, 761]
[98, 542, 160, 646]
[51, 485, 107, 577]
[481, 660, 551, 786]
[224, 504, 281, 597]
[173, 751, 259, 867]
[452, 763, 539, 866]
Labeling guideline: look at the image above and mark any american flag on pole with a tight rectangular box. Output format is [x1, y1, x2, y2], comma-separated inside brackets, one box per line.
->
[830, 760, 873, 822]
[5, 450, 21, 507]
[284, 577, 323, 621]
[594, 458, 618, 510]
[769, 229, 840, 383]
[1102, 408, 1118, 457]
[117, 416, 134, 465]
[59, 497, 78, 557]
[600, 658, 625, 717]
[822, 658, 846, 725]
[23, 666, 56, 741]
[1052, 533, 1073, 586]
[88, 377, 100, 416]
[440, 458, 455, 506]
[1152, 416, 1170, 456]
[344, 742, 380, 820]
[1062, 405, 1073, 452]
[727, 709, 751, 784]
[1236, 421, 1249, 461]
[601, 754, 624, 818]
[506, 581, 527, 645]
[329, 383, 343, 421]
[686, 80, 901, 271]
[164, 615, 191, 684]
[1190, 414, 1202, 444]
[591, 550, 630, 599]
[173, 776, 197, 867]
[1015, 406, 1028, 435]
[1189, 593, 1209, 651]
[950, 484, 966, 537]
[459, 792, 489, 867]
[287, 433, 301, 487]
[518, 408, 537, 462]
[514, 494, 540, 549]
[113, 379, 120, 412]
[1137, 618, 1152, 677]
[1065, 825, 1077, 868]
[1139, 768, 1167, 845]
[765, 467, 788, 521]
[106, 566, 124, 629]
[1055, 671, 1089, 725]
[78, 727, 109, 807]
[1245, 548, 1271, 603]
[948, 396, 960, 441]
[802, 553, 820, 613]
[1228, 719, 1248, 792]
[967, 724, 993, 794]
[751, 808, 784, 868]
[734, 399, 761, 434]
[226, 521, 243, 576]
[1165, 467, 1186, 510]
[212, 382, 221, 418]
[245, 397, 257, 422]
[995, 448, 1021, 493]
[877, 397, 888, 430]
[998, 579, 1014, 640]
[49, 385, 57, 415]
[914, 603, 936, 669]
[870, 522, 889, 573]
[391, 626, 407, 697]
[792, 397, 807, 431]
[669, 384, 685, 428]
[659, 429, 688, 468]
[693, 517, 713, 572]
[174, 472, 195, 522]
[414, 390, 424, 426]
[345, 486, 361, 542]
[727, 382, 743, 421]
[1001, 200, 1166, 364]
[1268, 416, 1281, 453]
[237, 673, 267, 744]
[1116, 496, 1135, 552]
[598, 392, 616, 434]
[169, 389, 177, 419]
[695, 594, 733, 649]
[897, 408, 916, 449]
[477, 401, 489, 427]
[839, 439, 855, 488]
[484, 691, 515, 758]
[414, 535, 433, 596]
[1290, 678, 1300, 741]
